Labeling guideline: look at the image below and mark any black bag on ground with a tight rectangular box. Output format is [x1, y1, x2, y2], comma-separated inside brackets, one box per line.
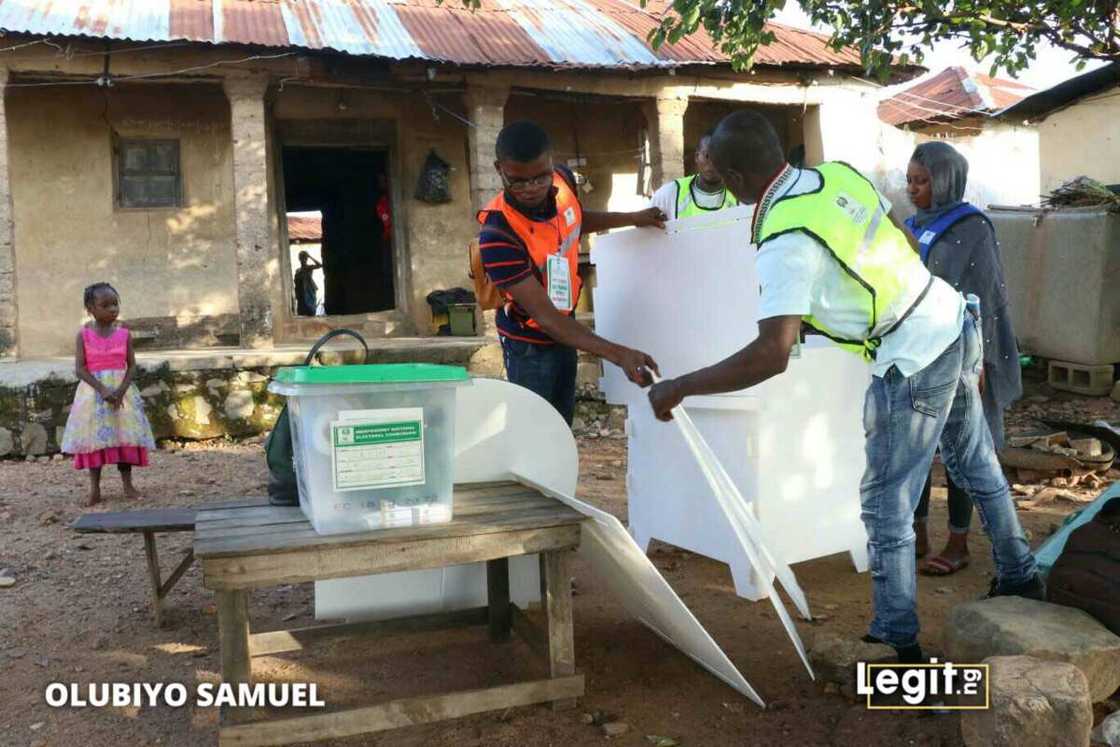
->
[1046, 495, 1120, 635]
[264, 329, 369, 506]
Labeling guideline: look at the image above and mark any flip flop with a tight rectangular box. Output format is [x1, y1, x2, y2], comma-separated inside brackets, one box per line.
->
[920, 555, 970, 576]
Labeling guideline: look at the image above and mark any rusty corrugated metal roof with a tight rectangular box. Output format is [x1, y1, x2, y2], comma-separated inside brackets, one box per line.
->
[879, 66, 1033, 127]
[638, 1, 865, 67]
[0, 0, 876, 70]
[755, 21, 863, 67]
[287, 212, 322, 242]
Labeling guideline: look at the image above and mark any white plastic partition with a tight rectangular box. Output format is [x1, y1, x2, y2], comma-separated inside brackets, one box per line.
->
[592, 207, 870, 600]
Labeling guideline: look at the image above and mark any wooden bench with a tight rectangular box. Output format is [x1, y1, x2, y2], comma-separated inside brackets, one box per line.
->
[71, 498, 266, 627]
[194, 480, 586, 746]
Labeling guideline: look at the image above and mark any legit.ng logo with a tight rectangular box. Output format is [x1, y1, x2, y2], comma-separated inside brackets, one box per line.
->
[857, 659, 989, 710]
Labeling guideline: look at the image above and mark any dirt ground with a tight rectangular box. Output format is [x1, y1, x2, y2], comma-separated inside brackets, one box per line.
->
[2, 376, 1119, 747]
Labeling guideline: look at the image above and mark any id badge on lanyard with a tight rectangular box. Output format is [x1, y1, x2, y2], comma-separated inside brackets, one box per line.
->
[547, 251, 572, 310]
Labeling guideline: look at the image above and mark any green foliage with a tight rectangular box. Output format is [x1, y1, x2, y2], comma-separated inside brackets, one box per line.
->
[439, 0, 1117, 80]
[641, 0, 1118, 79]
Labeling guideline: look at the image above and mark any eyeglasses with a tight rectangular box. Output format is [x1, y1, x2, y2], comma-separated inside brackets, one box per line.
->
[500, 171, 553, 192]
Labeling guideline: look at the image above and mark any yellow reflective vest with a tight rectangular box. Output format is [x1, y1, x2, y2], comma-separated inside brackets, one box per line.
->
[754, 162, 933, 360]
[674, 175, 738, 218]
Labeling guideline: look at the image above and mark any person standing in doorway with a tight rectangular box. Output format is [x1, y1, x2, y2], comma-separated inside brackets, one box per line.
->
[294, 251, 321, 317]
[478, 120, 666, 424]
[375, 174, 395, 306]
[906, 141, 1022, 576]
[647, 111, 1042, 663]
[648, 131, 741, 220]
[376, 173, 392, 244]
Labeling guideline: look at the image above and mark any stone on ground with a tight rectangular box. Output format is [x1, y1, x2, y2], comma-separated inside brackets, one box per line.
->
[944, 597, 1120, 702]
[961, 655, 1091, 747]
[808, 632, 895, 686]
[1094, 711, 1120, 747]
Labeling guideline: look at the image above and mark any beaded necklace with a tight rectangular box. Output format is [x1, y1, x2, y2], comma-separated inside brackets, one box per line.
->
[750, 165, 795, 245]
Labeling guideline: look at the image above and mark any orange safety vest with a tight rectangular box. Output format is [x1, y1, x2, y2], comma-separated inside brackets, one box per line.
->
[477, 172, 583, 331]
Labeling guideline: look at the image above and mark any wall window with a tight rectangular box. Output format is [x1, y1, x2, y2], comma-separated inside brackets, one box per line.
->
[116, 139, 181, 208]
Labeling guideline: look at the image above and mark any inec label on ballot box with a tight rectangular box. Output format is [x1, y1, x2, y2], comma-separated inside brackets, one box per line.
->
[331, 408, 426, 492]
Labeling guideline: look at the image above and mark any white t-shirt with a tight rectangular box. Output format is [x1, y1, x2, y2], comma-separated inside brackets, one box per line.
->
[755, 167, 965, 378]
[649, 178, 731, 219]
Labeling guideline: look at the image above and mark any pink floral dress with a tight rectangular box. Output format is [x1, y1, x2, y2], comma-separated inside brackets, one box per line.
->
[60, 326, 155, 469]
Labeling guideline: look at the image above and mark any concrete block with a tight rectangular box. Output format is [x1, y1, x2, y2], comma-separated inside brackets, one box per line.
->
[1048, 360, 1115, 396]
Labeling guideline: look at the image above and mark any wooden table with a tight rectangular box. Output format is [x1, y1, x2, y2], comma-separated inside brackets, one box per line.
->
[194, 480, 586, 746]
[71, 499, 264, 627]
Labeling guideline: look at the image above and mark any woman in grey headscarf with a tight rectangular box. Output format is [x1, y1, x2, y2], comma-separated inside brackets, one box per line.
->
[905, 141, 1022, 576]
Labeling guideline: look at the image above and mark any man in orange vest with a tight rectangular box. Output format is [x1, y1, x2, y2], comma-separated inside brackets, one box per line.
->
[478, 120, 665, 424]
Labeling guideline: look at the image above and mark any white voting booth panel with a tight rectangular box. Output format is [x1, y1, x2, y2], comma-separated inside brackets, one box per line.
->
[594, 207, 761, 393]
[592, 208, 870, 601]
[516, 474, 764, 706]
[315, 378, 765, 703]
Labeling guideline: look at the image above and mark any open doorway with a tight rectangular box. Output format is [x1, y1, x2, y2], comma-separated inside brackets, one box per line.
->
[283, 147, 395, 316]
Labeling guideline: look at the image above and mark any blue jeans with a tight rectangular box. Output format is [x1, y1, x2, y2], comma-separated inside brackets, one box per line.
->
[501, 337, 578, 425]
[860, 315, 1037, 647]
[914, 366, 1008, 532]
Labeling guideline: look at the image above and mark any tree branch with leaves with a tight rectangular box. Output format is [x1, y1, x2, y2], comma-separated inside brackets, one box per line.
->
[642, 0, 1119, 80]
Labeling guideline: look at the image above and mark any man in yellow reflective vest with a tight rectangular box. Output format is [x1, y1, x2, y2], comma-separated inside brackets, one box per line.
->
[648, 131, 740, 220]
[648, 110, 1042, 663]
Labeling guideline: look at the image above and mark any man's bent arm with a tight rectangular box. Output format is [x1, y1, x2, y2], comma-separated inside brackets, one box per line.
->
[675, 315, 802, 396]
[583, 208, 665, 234]
[648, 315, 801, 420]
[503, 275, 658, 384]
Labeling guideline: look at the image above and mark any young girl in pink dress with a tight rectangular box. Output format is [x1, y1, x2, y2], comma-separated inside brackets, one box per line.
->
[61, 283, 156, 505]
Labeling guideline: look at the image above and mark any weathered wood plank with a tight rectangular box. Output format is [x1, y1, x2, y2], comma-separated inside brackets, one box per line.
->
[159, 549, 195, 599]
[201, 524, 581, 590]
[448, 482, 537, 502]
[195, 484, 531, 527]
[193, 514, 312, 535]
[73, 509, 197, 534]
[544, 549, 577, 711]
[510, 604, 547, 660]
[195, 492, 551, 539]
[194, 506, 307, 527]
[196, 506, 583, 559]
[218, 675, 585, 746]
[196, 488, 545, 530]
[197, 508, 581, 558]
[199, 498, 270, 511]
[218, 590, 252, 687]
[452, 479, 528, 491]
[71, 498, 266, 534]
[487, 558, 511, 642]
[142, 531, 164, 628]
[248, 608, 489, 657]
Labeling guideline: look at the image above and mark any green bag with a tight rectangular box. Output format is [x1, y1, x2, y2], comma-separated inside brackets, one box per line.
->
[265, 329, 369, 506]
